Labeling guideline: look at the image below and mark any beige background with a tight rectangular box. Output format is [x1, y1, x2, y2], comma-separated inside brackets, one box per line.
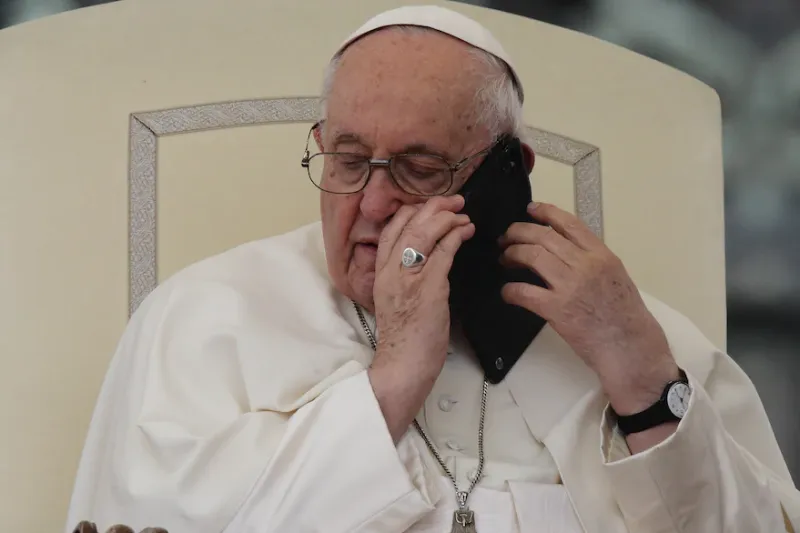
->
[0, 0, 724, 530]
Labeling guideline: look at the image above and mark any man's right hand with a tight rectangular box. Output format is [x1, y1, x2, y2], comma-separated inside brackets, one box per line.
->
[367, 194, 475, 442]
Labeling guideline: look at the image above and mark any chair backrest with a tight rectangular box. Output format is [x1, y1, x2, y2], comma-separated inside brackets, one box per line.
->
[0, 0, 726, 529]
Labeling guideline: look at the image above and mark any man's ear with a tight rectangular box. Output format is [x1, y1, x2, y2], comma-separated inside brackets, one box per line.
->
[521, 143, 536, 174]
[313, 125, 324, 152]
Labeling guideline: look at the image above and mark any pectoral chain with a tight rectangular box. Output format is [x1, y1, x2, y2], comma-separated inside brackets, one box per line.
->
[354, 302, 487, 533]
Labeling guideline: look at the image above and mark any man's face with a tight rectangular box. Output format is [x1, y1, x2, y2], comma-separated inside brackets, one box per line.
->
[319, 29, 492, 311]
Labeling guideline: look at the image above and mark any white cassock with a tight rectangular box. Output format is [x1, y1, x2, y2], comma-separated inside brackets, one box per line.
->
[65, 222, 799, 533]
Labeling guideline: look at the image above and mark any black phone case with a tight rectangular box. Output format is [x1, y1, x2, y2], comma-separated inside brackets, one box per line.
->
[448, 136, 548, 383]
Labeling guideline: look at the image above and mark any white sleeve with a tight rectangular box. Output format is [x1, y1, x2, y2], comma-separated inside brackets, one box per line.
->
[225, 371, 441, 533]
[65, 281, 441, 533]
[601, 357, 799, 533]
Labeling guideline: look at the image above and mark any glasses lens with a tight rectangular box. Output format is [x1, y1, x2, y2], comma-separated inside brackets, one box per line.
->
[392, 154, 452, 196]
[307, 153, 369, 193]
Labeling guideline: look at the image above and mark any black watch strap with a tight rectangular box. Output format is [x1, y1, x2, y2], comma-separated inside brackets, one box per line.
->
[614, 369, 689, 436]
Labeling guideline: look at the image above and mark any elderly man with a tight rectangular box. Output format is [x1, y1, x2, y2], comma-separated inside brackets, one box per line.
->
[66, 5, 798, 533]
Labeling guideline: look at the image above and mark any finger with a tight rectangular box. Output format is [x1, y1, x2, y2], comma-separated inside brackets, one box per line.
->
[527, 202, 601, 251]
[394, 195, 468, 256]
[500, 244, 569, 287]
[500, 222, 581, 267]
[425, 223, 476, 275]
[376, 203, 421, 269]
[397, 210, 471, 269]
[501, 282, 554, 318]
[378, 195, 465, 265]
[404, 194, 465, 233]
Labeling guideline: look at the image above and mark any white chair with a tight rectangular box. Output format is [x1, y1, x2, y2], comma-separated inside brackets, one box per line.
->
[0, 0, 725, 529]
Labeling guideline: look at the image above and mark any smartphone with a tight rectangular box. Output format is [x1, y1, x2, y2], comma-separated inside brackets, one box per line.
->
[448, 135, 548, 384]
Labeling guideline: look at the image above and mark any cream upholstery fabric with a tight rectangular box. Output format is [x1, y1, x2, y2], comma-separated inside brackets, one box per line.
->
[0, 0, 725, 530]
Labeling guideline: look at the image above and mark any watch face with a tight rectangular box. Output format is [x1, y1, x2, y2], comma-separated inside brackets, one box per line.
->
[667, 382, 692, 418]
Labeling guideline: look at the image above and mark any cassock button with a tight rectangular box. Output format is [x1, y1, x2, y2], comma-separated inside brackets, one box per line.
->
[438, 395, 456, 412]
[495, 357, 504, 370]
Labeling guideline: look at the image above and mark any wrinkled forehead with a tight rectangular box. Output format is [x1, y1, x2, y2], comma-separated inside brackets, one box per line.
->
[324, 29, 491, 154]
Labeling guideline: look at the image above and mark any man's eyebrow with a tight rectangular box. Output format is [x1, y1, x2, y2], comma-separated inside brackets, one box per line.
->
[332, 132, 364, 146]
[330, 132, 452, 160]
[400, 143, 452, 161]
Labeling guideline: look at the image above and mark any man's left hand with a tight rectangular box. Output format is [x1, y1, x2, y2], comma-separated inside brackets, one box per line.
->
[499, 202, 681, 415]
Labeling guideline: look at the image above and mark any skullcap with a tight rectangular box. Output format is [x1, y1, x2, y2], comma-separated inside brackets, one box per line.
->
[334, 4, 524, 103]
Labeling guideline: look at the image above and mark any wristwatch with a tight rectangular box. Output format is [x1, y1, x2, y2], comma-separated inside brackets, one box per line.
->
[614, 369, 691, 435]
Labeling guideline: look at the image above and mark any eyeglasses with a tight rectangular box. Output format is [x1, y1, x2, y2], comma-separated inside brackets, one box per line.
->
[300, 121, 497, 196]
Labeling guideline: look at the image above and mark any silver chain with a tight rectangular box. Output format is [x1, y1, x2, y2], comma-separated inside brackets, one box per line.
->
[353, 301, 488, 510]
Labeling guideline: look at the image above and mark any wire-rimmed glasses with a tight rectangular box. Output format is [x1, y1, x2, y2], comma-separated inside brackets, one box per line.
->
[300, 121, 497, 196]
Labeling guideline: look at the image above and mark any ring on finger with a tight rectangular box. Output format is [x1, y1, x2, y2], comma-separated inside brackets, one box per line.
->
[401, 247, 426, 268]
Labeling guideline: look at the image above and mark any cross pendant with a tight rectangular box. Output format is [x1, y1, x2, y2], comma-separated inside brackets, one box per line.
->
[450, 509, 477, 533]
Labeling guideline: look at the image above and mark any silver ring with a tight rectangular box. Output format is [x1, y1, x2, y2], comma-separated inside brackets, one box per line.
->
[401, 247, 426, 268]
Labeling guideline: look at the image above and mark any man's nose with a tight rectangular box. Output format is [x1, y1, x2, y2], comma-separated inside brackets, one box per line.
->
[359, 167, 408, 222]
